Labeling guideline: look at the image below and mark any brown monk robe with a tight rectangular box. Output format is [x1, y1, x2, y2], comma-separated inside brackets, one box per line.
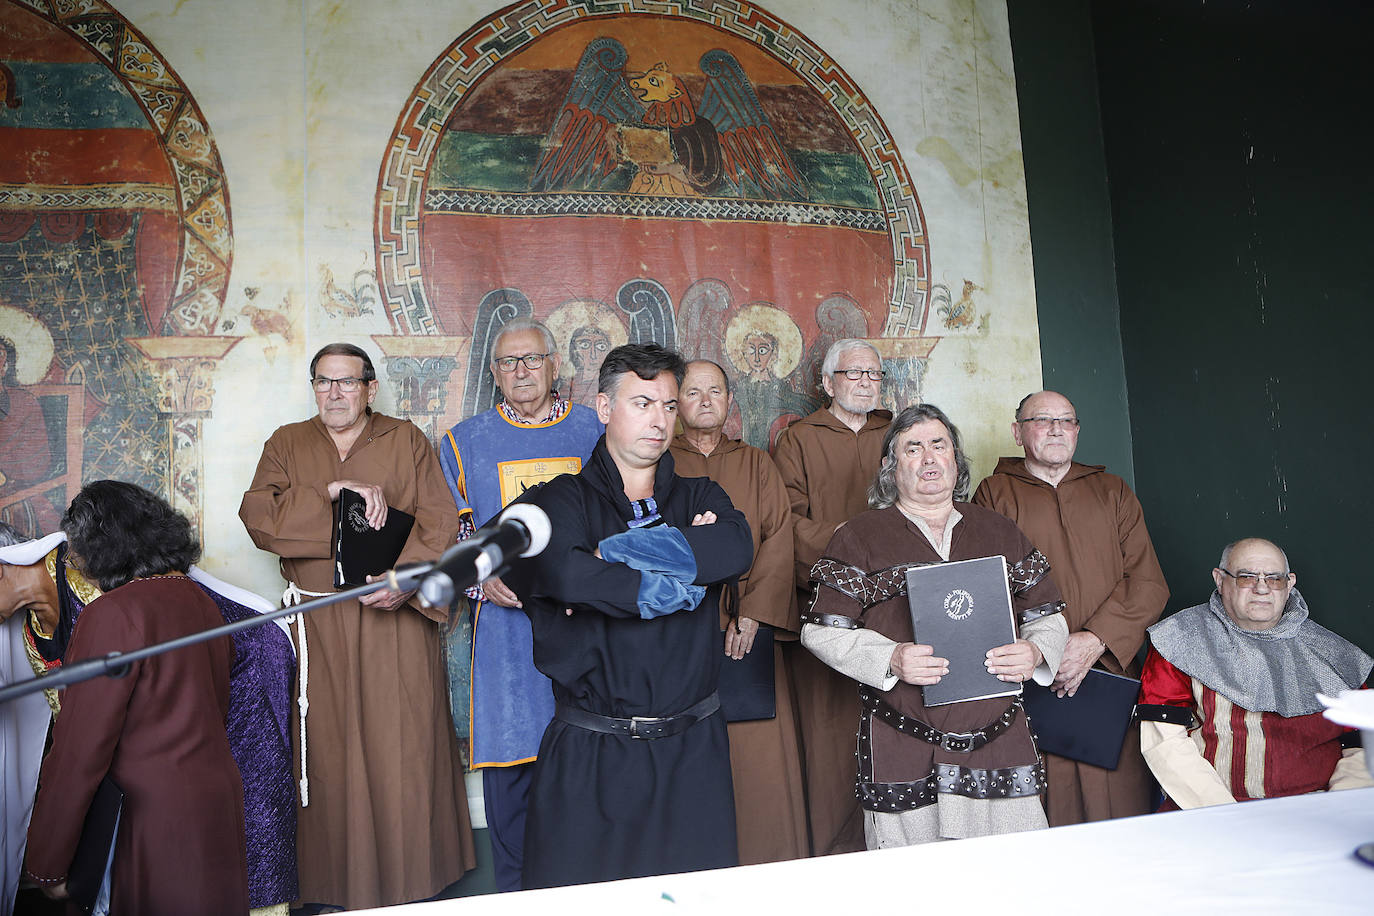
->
[974, 457, 1168, 824]
[240, 412, 475, 909]
[670, 433, 808, 864]
[771, 406, 890, 855]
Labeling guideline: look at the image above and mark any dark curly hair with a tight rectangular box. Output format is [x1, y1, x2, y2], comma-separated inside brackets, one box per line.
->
[62, 480, 201, 591]
[598, 343, 686, 399]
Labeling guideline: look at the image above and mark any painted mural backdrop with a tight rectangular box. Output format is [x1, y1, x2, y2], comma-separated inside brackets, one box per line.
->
[0, 0, 235, 539]
[376, 1, 944, 447]
[0, 0, 1033, 580]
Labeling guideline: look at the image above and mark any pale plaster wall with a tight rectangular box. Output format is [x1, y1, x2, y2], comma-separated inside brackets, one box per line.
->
[108, 0, 1041, 589]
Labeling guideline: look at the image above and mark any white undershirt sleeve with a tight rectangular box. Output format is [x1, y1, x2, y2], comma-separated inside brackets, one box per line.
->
[801, 622, 901, 691]
[1140, 719, 1237, 809]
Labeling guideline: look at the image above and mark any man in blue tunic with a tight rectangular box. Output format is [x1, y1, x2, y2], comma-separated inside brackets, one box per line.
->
[505, 344, 754, 889]
[436, 318, 602, 890]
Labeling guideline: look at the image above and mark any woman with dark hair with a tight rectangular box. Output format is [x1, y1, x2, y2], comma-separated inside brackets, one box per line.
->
[24, 480, 249, 915]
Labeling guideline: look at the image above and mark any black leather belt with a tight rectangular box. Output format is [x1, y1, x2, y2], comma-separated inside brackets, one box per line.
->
[859, 686, 1021, 753]
[555, 692, 720, 740]
[800, 611, 862, 629]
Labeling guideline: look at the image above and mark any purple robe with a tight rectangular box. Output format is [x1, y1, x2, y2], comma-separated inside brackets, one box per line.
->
[197, 584, 299, 909]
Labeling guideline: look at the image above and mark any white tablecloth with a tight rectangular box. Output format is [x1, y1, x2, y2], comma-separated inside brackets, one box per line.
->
[361, 787, 1374, 914]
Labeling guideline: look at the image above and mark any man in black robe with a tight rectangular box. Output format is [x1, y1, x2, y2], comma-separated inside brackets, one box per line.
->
[505, 343, 753, 889]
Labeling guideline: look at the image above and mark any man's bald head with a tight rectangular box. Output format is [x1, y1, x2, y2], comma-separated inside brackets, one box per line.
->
[1213, 538, 1295, 631]
[1218, 538, 1289, 574]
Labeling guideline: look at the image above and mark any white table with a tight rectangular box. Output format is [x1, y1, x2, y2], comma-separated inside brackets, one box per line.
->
[361, 788, 1374, 914]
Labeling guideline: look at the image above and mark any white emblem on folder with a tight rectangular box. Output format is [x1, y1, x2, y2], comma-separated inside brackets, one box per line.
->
[944, 588, 974, 620]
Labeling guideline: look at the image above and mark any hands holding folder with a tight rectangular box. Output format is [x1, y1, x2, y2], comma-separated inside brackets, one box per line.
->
[888, 638, 1042, 686]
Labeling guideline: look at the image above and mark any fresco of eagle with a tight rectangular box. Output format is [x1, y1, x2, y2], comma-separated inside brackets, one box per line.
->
[530, 37, 806, 201]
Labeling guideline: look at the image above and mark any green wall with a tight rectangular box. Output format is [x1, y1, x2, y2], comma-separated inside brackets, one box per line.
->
[1009, 0, 1374, 651]
[1006, 0, 1136, 486]
[1092, 0, 1374, 650]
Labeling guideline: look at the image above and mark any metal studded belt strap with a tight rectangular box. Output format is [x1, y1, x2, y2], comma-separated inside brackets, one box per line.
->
[799, 611, 862, 629]
[859, 686, 1021, 753]
[555, 692, 721, 740]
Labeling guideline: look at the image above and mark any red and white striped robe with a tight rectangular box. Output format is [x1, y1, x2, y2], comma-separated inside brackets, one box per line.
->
[1139, 646, 1350, 806]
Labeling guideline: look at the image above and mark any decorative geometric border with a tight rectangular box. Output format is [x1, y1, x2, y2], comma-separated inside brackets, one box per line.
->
[376, 0, 931, 337]
[425, 188, 889, 231]
[0, 184, 178, 210]
[12, 0, 234, 336]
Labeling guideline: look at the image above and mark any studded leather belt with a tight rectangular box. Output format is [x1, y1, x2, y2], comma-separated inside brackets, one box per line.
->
[859, 686, 1021, 753]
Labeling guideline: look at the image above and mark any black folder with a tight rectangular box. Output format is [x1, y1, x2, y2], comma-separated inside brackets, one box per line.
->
[905, 556, 1018, 706]
[333, 488, 415, 588]
[1021, 668, 1141, 770]
[718, 625, 775, 722]
[68, 774, 123, 914]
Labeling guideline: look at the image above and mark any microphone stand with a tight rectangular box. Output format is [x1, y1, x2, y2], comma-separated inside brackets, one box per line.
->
[0, 563, 439, 706]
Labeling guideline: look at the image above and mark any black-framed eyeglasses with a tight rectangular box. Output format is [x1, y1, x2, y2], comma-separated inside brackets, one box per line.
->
[1219, 568, 1291, 590]
[312, 375, 367, 393]
[1017, 415, 1080, 430]
[493, 353, 550, 372]
[833, 368, 885, 381]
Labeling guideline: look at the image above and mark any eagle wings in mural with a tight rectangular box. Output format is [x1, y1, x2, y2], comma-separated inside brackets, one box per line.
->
[531, 37, 806, 200]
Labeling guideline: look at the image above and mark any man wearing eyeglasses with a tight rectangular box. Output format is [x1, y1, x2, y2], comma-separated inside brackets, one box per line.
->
[972, 390, 1168, 826]
[435, 318, 602, 891]
[772, 338, 891, 855]
[1137, 537, 1373, 808]
[240, 342, 475, 909]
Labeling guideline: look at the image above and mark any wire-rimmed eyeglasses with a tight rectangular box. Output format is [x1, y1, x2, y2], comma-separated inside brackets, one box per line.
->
[1218, 568, 1291, 590]
[1017, 415, 1080, 430]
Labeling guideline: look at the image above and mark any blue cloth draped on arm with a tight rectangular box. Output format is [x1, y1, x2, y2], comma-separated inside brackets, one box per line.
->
[598, 527, 705, 620]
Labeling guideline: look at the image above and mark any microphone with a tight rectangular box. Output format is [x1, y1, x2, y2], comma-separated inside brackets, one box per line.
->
[417, 503, 551, 609]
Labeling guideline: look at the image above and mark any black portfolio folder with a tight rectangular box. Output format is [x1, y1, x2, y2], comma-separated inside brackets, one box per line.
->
[718, 625, 775, 722]
[333, 488, 415, 588]
[905, 556, 1018, 707]
[68, 774, 123, 914]
[1021, 668, 1141, 770]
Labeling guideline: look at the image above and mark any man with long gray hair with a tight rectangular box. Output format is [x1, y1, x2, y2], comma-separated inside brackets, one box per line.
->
[802, 404, 1068, 847]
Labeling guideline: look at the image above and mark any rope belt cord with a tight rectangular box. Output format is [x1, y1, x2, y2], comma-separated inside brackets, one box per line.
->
[859, 687, 1021, 753]
[282, 581, 332, 808]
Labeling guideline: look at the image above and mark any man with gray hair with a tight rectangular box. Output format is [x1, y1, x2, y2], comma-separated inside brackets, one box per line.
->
[772, 338, 890, 855]
[1138, 537, 1373, 808]
[973, 389, 1167, 825]
[436, 318, 602, 890]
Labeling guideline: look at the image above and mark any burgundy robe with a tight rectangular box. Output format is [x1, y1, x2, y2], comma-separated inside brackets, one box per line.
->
[24, 577, 249, 915]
